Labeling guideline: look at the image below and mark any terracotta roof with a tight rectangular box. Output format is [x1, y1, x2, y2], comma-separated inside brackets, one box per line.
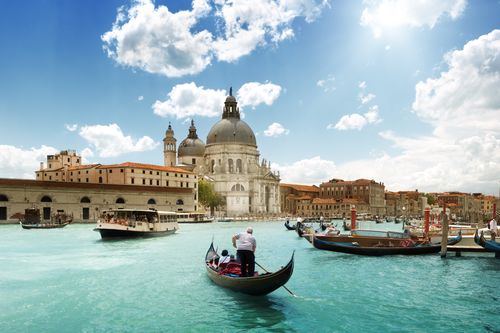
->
[312, 198, 338, 204]
[0, 178, 192, 194]
[98, 162, 193, 174]
[321, 179, 377, 186]
[67, 164, 101, 171]
[280, 183, 319, 192]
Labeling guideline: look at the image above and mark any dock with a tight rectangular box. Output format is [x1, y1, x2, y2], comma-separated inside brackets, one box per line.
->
[446, 245, 499, 257]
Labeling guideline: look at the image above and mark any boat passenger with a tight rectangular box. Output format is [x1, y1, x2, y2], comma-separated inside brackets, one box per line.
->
[218, 249, 231, 268]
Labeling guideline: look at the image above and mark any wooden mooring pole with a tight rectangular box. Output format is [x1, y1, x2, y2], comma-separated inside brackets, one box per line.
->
[440, 204, 449, 258]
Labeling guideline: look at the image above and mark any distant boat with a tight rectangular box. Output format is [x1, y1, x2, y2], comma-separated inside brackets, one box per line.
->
[94, 209, 178, 239]
[205, 242, 294, 296]
[176, 212, 214, 223]
[20, 208, 72, 229]
[216, 217, 235, 222]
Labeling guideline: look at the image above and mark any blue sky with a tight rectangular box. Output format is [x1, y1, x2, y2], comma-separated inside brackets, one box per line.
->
[0, 0, 499, 195]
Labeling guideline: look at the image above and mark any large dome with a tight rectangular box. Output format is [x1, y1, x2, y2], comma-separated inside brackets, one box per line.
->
[206, 92, 257, 146]
[206, 118, 256, 146]
[178, 120, 205, 157]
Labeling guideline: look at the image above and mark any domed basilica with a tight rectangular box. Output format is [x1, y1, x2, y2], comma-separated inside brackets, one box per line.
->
[162, 89, 281, 217]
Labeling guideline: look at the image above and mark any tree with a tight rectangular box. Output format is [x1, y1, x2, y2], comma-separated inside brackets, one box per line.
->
[198, 179, 225, 216]
[425, 194, 436, 205]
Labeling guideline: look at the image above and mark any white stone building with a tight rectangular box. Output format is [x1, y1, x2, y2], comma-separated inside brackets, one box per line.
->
[165, 91, 281, 217]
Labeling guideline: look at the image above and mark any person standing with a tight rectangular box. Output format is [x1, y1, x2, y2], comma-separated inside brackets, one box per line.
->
[489, 218, 497, 240]
[232, 227, 256, 277]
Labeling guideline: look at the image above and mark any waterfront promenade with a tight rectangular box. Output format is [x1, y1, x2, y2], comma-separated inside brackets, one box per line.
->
[1, 221, 499, 332]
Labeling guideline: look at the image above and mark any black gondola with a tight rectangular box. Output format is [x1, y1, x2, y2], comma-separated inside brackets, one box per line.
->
[311, 234, 462, 256]
[284, 221, 296, 230]
[474, 230, 500, 252]
[205, 242, 294, 296]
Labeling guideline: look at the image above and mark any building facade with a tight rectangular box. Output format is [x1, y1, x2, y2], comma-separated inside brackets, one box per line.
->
[168, 91, 281, 217]
[0, 178, 195, 223]
[319, 178, 386, 216]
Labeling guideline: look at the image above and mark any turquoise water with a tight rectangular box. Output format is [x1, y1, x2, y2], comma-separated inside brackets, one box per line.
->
[1, 221, 499, 333]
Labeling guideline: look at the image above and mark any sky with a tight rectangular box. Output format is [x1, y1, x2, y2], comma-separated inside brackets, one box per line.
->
[0, 0, 499, 195]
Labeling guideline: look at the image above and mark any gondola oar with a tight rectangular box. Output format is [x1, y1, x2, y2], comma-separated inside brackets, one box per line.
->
[255, 261, 296, 297]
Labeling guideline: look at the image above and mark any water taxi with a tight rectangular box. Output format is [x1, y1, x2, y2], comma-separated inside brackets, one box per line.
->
[94, 209, 178, 239]
[176, 212, 214, 223]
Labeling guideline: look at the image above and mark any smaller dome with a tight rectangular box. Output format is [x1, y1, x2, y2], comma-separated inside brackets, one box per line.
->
[178, 120, 205, 157]
[178, 138, 205, 157]
[225, 95, 237, 103]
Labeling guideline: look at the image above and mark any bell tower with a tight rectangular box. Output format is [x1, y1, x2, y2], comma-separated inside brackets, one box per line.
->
[163, 123, 177, 166]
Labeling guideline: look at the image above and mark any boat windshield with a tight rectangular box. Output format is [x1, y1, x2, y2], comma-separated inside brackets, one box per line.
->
[113, 210, 158, 222]
[352, 230, 409, 239]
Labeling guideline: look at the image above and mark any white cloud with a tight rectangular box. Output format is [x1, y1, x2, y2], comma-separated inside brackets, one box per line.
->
[153, 82, 226, 119]
[153, 81, 282, 119]
[263, 122, 289, 137]
[79, 124, 158, 158]
[102, 0, 214, 77]
[358, 81, 367, 89]
[65, 124, 78, 132]
[273, 156, 338, 185]
[316, 75, 336, 92]
[80, 148, 94, 164]
[237, 82, 282, 108]
[330, 113, 367, 130]
[359, 92, 375, 104]
[138, 95, 144, 101]
[413, 29, 500, 138]
[330, 104, 381, 131]
[360, 0, 467, 38]
[319, 30, 500, 194]
[0, 145, 59, 179]
[364, 105, 381, 124]
[102, 0, 328, 77]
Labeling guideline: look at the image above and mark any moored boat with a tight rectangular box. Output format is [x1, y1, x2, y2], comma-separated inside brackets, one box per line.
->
[311, 233, 462, 256]
[284, 220, 296, 230]
[205, 242, 294, 296]
[20, 208, 72, 229]
[94, 209, 178, 239]
[474, 230, 500, 253]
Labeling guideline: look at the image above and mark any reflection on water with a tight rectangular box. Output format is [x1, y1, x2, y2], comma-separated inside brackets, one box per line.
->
[225, 295, 294, 333]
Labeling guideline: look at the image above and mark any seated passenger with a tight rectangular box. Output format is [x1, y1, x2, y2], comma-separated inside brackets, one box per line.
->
[218, 249, 231, 268]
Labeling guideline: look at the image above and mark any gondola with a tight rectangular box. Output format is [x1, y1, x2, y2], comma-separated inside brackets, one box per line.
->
[19, 208, 72, 229]
[205, 242, 294, 296]
[474, 230, 500, 252]
[311, 234, 462, 256]
[284, 221, 296, 230]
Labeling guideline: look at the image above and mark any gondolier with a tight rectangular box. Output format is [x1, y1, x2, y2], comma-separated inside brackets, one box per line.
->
[232, 227, 256, 277]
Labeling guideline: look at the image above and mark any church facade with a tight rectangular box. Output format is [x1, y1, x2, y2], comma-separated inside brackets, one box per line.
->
[165, 91, 281, 217]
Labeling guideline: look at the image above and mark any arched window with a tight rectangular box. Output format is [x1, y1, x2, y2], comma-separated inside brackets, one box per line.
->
[41, 195, 52, 202]
[147, 198, 156, 205]
[80, 197, 91, 203]
[231, 184, 245, 191]
[116, 197, 125, 204]
[228, 159, 234, 173]
[176, 199, 184, 205]
[99, 176, 103, 183]
[211, 160, 215, 173]
[236, 159, 242, 173]
[0, 194, 8, 201]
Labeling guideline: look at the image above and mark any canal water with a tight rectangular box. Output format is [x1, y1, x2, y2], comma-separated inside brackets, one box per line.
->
[1, 221, 499, 333]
